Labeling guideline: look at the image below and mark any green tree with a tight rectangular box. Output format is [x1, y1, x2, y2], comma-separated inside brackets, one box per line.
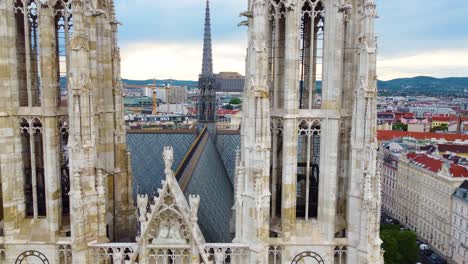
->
[381, 230, 402, 264]
[397, 231, 418, 264]
[224, 104, 234, 110]
[380, 223, 400, 231]
[392, 123, 408, 131]
[380, 225, 418, 264]
[432, 123, 449, 132]
[229, 98, 242, 105]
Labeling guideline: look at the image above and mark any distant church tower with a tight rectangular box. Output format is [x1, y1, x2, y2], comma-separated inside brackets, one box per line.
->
[0, 0, 134, 263]
[197, 0, 217, 134]
[234, 0, 383, 263]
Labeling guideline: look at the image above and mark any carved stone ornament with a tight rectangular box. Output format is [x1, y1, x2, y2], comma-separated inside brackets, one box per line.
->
[189, 194, 200, 221]
[252, 0, 266, 17]
[71, 33, 90, 51]
[364, 0, 378, 18]
[163, 146, 174, 173]
[73, 72, 92, 92]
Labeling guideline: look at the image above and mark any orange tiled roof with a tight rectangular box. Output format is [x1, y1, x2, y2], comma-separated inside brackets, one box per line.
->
[432, 116, 457, 122]
[407, 153, 443, 173]
[377, 130, 468, 142]
[451, 164, 468, 178]
[407, 152, 468, 177]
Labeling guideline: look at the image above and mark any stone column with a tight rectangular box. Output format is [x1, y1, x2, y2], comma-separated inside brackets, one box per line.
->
[317, 117, 339, 240]
[280, 5, 299, 239]
[39, 5, 61, 240]
[0, 0, 25, 236]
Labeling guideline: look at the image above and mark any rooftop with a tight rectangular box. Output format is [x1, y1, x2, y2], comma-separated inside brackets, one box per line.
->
[378, 130, 468, 142]
[406, 152, 468, 177]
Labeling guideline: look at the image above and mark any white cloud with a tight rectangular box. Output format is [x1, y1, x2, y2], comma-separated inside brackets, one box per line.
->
[121, 42, 468, 81]
[117, 0, 245, 11]
[378, 49, 468, 80]
[120, 40, 246, 80]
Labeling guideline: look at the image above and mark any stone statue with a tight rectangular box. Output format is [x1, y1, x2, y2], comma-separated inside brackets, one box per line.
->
[214, 248, 225, 264]
[137, 194, 148, 222]
[163, 146, 174, 174]
[189, 194, 200, 221]
[112, 248, 124, 264]
[154, 218, 185, 244]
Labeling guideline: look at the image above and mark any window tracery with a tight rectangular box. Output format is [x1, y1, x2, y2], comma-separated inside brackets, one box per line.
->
[297, 119, 321, 219]
[19, 117, 46, 218]
[267, 0, 286, 109]
[54, 0, 73, 106]
[299, 0, 324, 109]
[14, 0, 42, 107]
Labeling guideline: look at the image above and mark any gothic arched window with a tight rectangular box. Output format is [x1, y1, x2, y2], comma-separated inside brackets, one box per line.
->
[54, 0, 73, 106]
[267, 0, 286, 109]
[299, 0, 325, 109]
[14, 0, 42, 107]
[20, 117, 46, 218]
[297, 119, 321, 219]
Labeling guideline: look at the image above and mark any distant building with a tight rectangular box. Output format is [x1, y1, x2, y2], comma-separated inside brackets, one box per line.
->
[461, 118, 468, 134]
[215, 72, 245, 93]
[144, 86, 188, 104]
[431, 116, 459, 132]
[380, 149, 468, 258]
[450, 180, 468, 263]
[381, 150, 399, 216]
[409, 106, 456, 118]
[124, 96, 153, 108]
[408, 123, 431, 133]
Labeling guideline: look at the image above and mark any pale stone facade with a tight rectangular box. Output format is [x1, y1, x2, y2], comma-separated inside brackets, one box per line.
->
[450, 181, 468, 264]
[0, 0, 134, 263]
[232, 0, 382, 263]
[382, 152, 466, 257]
[0, 0, 383, 263]
[380, 151, 398, 216]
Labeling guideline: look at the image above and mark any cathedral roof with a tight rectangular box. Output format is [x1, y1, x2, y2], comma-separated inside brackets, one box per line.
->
[180, 128, 234, 242]
[127, 128, 239, 243]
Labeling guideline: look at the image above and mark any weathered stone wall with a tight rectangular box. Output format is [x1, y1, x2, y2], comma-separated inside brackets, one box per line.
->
[0, 0, 134, 262]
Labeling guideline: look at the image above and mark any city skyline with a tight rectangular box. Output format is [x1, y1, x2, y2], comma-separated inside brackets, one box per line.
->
[116, 0, 468, 81]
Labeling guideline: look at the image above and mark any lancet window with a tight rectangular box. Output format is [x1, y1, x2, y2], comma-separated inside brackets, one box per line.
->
[296, 119, 321, 219]
[298, 0, 324, 109]
[270, 118, 283, 222]
[267, 0, 286, 110]
[59, 118, 70, 218]
[14, 0, 42, 107]
[20, 117, 46, 218]
[54, 0, 73, 106]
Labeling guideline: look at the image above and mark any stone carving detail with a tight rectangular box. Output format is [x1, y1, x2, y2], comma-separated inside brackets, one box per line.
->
[252, 0, 266, 17]
[189, 194, 200, 221]
[137, 193, 148, 231]
[163, 146, 174, 173]
[70, 33, 90, 51]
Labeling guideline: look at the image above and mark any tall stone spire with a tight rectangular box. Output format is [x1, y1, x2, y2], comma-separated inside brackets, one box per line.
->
[201, 0, 213, 75]
[197, 0, 217, 134]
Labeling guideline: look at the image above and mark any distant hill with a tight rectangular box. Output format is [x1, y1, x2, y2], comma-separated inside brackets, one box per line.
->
[378, 76, 468, 97]
[60, 76, 467, 97]
[122, 79, 198, 88]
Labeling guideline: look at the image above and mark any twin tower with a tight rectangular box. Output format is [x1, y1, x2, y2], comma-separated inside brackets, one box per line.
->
[0, 0, 382, 263]
[233, 0, 382, 262]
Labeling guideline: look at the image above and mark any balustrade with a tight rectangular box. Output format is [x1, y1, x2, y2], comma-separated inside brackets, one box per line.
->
[204, 244, 250, 264]
[90, 243, 136, 264]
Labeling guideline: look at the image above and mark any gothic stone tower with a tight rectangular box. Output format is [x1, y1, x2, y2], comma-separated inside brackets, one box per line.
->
[234, 0, 383, 263]
[0, 0, 134, 263]
[197, 0, 217, 135]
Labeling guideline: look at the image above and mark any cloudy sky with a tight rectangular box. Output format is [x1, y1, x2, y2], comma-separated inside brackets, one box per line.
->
[115, 0, 468, 81]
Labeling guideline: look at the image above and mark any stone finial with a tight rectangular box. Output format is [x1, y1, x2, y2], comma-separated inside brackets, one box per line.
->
[189, 194, 200, 221]
[162, 146, 174, 173]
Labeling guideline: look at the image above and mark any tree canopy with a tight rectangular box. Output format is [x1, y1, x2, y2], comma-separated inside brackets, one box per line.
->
[380, 224, 418, 264]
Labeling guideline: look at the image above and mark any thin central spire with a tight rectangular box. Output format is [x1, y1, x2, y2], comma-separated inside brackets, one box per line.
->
[201, 0, 213, 75]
